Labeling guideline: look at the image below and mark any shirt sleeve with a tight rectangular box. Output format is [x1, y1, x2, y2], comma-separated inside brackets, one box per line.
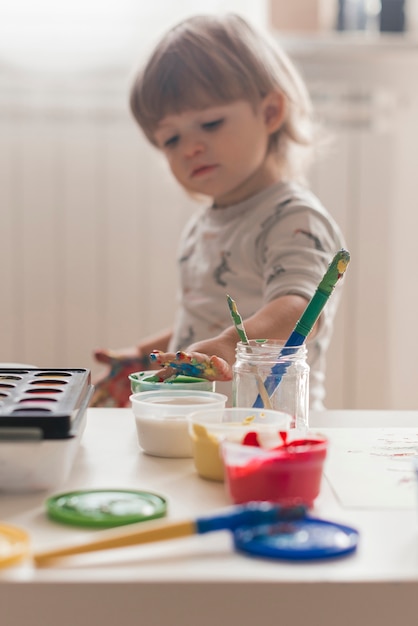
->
[260, 203, 344, 305]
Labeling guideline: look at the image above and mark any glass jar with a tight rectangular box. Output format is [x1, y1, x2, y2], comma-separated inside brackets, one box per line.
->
[232, 340, 309, 430]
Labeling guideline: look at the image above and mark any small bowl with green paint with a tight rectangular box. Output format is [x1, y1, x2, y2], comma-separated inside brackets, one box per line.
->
[129, 370, 214, 394]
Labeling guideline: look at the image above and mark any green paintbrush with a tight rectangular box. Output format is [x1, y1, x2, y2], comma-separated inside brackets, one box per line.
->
[226, 294, 272, 409]
[253, 248, 350, 407]
[227, 294, 249, 344]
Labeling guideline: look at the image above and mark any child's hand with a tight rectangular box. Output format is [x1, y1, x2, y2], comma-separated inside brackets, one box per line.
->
[149, 350, 232, 382]
[90, 348, 149, 408]
[94, 347, 144, 366]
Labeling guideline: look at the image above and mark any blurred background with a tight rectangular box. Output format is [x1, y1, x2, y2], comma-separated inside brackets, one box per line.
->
[1, 0, 417, 409]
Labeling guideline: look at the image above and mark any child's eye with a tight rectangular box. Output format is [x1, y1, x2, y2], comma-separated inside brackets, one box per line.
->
[164, 135, 179, 148]
[202, 118, 224, 131]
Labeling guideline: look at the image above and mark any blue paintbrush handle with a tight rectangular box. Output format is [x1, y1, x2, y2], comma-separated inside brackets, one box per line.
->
[252, 331, 305, 407]
[252, 249, 350, 407]
[195, 502, 306, 534]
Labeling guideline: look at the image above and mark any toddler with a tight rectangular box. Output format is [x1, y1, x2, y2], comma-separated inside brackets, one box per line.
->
[92, 13, 345, 409]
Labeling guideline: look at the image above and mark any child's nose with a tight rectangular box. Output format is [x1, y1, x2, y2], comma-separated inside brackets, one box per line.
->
[183, 135, 205, 158]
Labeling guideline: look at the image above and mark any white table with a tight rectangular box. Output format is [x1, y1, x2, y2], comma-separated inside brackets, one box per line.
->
[1, 408, 418, 626]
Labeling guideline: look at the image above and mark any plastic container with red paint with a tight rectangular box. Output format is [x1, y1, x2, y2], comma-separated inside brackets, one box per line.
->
[222, 434, 328, 508]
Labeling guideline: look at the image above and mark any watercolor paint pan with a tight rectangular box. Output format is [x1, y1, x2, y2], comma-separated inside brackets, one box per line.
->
[0, 368, 93, 440]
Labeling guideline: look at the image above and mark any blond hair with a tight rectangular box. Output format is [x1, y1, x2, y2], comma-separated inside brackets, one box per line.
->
[130, 14, 314, 181]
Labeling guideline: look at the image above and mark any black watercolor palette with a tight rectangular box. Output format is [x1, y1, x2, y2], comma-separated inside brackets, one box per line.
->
[0, 368, 93, 440]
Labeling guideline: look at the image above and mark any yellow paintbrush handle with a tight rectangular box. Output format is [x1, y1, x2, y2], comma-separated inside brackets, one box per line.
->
[33, 519, 196, 567]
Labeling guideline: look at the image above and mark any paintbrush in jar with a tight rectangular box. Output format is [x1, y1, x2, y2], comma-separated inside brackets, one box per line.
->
[226, 294, 272, 409]
[252, 248, 350, 407]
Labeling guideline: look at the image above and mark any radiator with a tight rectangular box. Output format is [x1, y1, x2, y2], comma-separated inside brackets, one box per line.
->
[0, 70, 196, 381]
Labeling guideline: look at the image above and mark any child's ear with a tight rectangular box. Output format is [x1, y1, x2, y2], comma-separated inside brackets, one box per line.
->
[262, 92, 286, 134]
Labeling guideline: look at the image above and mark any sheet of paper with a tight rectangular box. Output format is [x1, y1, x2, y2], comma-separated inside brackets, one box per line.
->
[323, 428, 418, 509]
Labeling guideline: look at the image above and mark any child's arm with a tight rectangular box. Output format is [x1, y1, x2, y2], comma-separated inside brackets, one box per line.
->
[90, 329, 172, 407]
[151, 295, 312, 380]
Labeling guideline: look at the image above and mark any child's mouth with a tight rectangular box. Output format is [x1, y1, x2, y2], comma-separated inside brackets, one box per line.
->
[191, 165, 218, 178]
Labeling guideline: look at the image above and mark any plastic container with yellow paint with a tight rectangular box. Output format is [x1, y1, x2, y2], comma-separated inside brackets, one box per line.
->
[188, 408, 291, 482]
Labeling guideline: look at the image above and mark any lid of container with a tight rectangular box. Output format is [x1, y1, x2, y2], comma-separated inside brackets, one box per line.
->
[0, 523, 30, 568]
[233, 517, 359, 561]
[45, 489, 167, 528]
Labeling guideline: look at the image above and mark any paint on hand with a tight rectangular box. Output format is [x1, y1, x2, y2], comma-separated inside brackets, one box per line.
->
[149, 350, 232, 382]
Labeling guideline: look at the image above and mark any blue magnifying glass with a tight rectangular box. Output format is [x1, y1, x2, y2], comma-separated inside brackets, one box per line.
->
[34, 500, 359, 566]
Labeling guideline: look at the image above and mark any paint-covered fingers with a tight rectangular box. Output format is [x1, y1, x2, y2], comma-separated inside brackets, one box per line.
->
[152, 365, 178, 382]
[93, 347, 145, 366]
[91, 353, 151, 407]
[149, 350, 177, 367]
[90, 365, 132, 408]
[93, 348, 114, 365]
[208, 354, 233, 381]
[149, 350, 232, 381]
[150, 350, 206, 379]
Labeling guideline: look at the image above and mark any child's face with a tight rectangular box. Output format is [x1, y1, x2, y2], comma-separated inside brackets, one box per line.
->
[153, 99, 280, 206]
